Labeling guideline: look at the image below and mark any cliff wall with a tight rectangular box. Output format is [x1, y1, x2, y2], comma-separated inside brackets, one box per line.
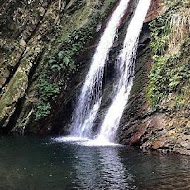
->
[0, 0, 116, 134]
[118, 0, 190, 155]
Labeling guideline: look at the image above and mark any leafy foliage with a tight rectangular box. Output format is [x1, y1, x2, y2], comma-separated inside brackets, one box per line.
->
[35, 103, 51, 121]
[147, 2, 190, 109]
[34, 0, 116, 120]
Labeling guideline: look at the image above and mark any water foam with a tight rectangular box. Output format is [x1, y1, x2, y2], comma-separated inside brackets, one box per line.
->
[95, 0, 151, 143]
[69, 0, 130, 138]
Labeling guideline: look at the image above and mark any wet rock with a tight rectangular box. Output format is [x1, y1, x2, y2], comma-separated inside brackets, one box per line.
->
[116, 0, 190, 156]
[0, 0, 118, 134]
[20, 39, 26, 47]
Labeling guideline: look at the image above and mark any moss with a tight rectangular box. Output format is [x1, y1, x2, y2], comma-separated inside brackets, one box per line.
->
[130, 51, 151, 96]
[0, 66, 28, 118]
[147, 1, 190, 110]
[33, 0, 116, 121]
[0, 44, 42, 122]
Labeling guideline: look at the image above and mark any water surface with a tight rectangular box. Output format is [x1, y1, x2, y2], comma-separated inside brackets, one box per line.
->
[0, 136, 190, 190]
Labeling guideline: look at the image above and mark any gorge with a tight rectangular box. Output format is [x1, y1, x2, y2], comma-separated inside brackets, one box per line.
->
[0, 0, 189, 153]
[0, 0, 190, 189]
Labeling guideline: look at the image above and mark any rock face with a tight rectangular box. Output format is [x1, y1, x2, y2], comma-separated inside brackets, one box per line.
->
[117, 0, 190, 155]
[0, 0, 117, 134]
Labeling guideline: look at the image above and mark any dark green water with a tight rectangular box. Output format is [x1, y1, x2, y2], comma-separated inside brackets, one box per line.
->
[0, 136, 190, 190]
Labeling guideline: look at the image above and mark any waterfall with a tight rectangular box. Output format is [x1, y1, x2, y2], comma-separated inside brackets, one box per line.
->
[94, 0, 151, 144]
[70, 0, 130, 138]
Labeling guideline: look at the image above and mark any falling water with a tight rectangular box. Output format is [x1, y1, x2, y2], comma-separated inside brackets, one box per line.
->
[70, 0, 130, 138]
[95, 0, 151, 144]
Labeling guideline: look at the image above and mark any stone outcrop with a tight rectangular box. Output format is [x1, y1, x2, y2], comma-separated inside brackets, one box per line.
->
[0, 0, 117, 134]
[117, 0, 190, 155]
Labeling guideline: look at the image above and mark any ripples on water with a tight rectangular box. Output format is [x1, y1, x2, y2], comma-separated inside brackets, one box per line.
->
[0, 136, 190, 190]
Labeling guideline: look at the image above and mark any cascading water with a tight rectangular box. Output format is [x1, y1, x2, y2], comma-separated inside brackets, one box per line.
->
[70, 0, 130, 138]
[94, 0, 152, 145]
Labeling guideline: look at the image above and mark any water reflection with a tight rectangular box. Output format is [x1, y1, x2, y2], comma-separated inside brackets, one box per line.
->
[0, 137, 190, 190]
[72, 146, 135, 190]
[130, 153, 190, 190]
[148, 155, 190, 190]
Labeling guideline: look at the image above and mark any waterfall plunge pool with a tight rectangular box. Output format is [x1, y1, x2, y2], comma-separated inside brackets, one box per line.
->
[0, 136, 190, 190]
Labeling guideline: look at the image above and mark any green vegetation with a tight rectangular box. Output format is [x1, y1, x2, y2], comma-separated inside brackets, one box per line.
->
[147, 1, 190, 109]
[0, 68, 27, 117]
[163, 0, 189, 7]
[34, 0, 116, 120]
[35, 21, 96, 120]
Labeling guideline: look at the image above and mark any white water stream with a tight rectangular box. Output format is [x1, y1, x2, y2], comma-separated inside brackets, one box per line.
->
[56, 0, 151, 146]
[70, 0, 130, 138]
[94, 0, 152, 145]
